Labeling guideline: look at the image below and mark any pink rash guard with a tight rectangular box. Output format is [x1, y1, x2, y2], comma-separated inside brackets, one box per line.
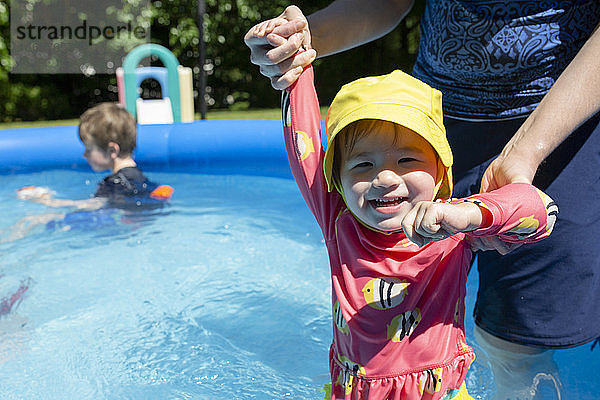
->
[281, 67, 555, 400]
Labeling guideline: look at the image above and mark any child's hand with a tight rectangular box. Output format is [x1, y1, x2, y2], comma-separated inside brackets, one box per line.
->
[16, 186, 55, 201]
[401, 201, 485, 247]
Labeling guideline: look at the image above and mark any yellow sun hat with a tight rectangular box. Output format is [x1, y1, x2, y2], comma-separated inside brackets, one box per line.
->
[323, 70, 453, 200]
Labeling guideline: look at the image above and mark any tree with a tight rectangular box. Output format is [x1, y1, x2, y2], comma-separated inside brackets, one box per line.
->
[0, 0, 422, 122]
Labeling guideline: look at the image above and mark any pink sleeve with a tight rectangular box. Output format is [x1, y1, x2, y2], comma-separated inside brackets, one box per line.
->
[281, 66, 343, 238]
[458, 183, 558, 243]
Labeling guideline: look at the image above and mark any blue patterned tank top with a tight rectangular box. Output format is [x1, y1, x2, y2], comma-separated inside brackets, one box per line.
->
[412, 0, 600, 119]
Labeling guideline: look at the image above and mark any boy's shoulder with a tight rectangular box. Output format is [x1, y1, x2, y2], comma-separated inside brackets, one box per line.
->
[95, 167, 173, 209]
[109, 166, 147, 184]
[99, 166, 154, 192]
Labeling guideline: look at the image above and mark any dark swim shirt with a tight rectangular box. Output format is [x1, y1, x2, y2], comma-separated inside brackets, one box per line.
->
[46, 168, 173, 232]
[94, 166, 173, 210]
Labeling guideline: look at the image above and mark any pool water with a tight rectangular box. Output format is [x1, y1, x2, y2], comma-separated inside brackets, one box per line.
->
[0, 169, 598, 399]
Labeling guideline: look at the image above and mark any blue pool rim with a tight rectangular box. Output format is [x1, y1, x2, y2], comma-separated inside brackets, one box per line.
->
[0, 120, 328, 177]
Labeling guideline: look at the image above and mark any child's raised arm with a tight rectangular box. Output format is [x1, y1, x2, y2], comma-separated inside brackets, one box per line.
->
[281, 66, 344, 238]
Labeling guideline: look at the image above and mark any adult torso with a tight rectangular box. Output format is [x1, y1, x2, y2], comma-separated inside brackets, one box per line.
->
[413, 0, 600, 119]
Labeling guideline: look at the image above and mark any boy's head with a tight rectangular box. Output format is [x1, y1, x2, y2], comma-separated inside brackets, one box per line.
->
[324, 71, 453, 232]
[78, 102, 137, 171]
[79, 102, 136, 154]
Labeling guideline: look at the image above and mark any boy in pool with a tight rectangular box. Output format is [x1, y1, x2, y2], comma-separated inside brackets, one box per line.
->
[7, 103, 172, 241]
[281, 66, 557, 400]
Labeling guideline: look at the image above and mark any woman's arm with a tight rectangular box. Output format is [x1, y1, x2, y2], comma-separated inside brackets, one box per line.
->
[244, 0, 414, 89]
[480, 22, 600, 192]
[308, 0, 415, 57]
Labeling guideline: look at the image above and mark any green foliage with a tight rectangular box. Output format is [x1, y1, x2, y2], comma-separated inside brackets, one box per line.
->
[312, 1, 423, 106]
[0, 0, 129, 121]
[141, 0, 423, 111]
[0, 0, 422, 122]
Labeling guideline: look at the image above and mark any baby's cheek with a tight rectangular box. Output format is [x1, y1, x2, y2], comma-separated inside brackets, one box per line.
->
[405, 171, 437, 201]
[344, 181, 364, 203]
[345, 192, 364, 214]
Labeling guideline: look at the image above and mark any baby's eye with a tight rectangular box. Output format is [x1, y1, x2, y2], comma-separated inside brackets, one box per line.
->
[353, 161, 373, 169]
[398, 157, 418, 164]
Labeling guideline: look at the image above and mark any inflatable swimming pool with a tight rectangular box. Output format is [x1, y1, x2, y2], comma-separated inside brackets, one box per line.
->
[0, 121, 598, 399]
[0, 120, 327, 176]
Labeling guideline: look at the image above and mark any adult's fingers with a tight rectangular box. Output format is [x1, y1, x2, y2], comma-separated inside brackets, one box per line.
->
[250, 31, 306, 66]
[259, 49, 316, 82]
[265, 32, 287, 47]
[479, 168, 494, 193]
[467, 235, 523, 255]
[270, 65, 303, 90]
[271, 19, 311, 50]
[278, 5, 311, 49]
[244, 17, 290, 46]
[271, 19, 308, 42]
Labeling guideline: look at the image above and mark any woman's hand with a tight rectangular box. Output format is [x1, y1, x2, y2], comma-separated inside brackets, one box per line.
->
[465, 235, 523, 255]
[480, 142, 536, 193]
[244, 6, 317, 89]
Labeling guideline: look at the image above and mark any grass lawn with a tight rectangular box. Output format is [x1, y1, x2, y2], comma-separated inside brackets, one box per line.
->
[0, 107, 328, 130]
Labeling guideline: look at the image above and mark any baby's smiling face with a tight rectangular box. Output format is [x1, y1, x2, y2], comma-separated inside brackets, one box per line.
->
[338, 120, 438, 232]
